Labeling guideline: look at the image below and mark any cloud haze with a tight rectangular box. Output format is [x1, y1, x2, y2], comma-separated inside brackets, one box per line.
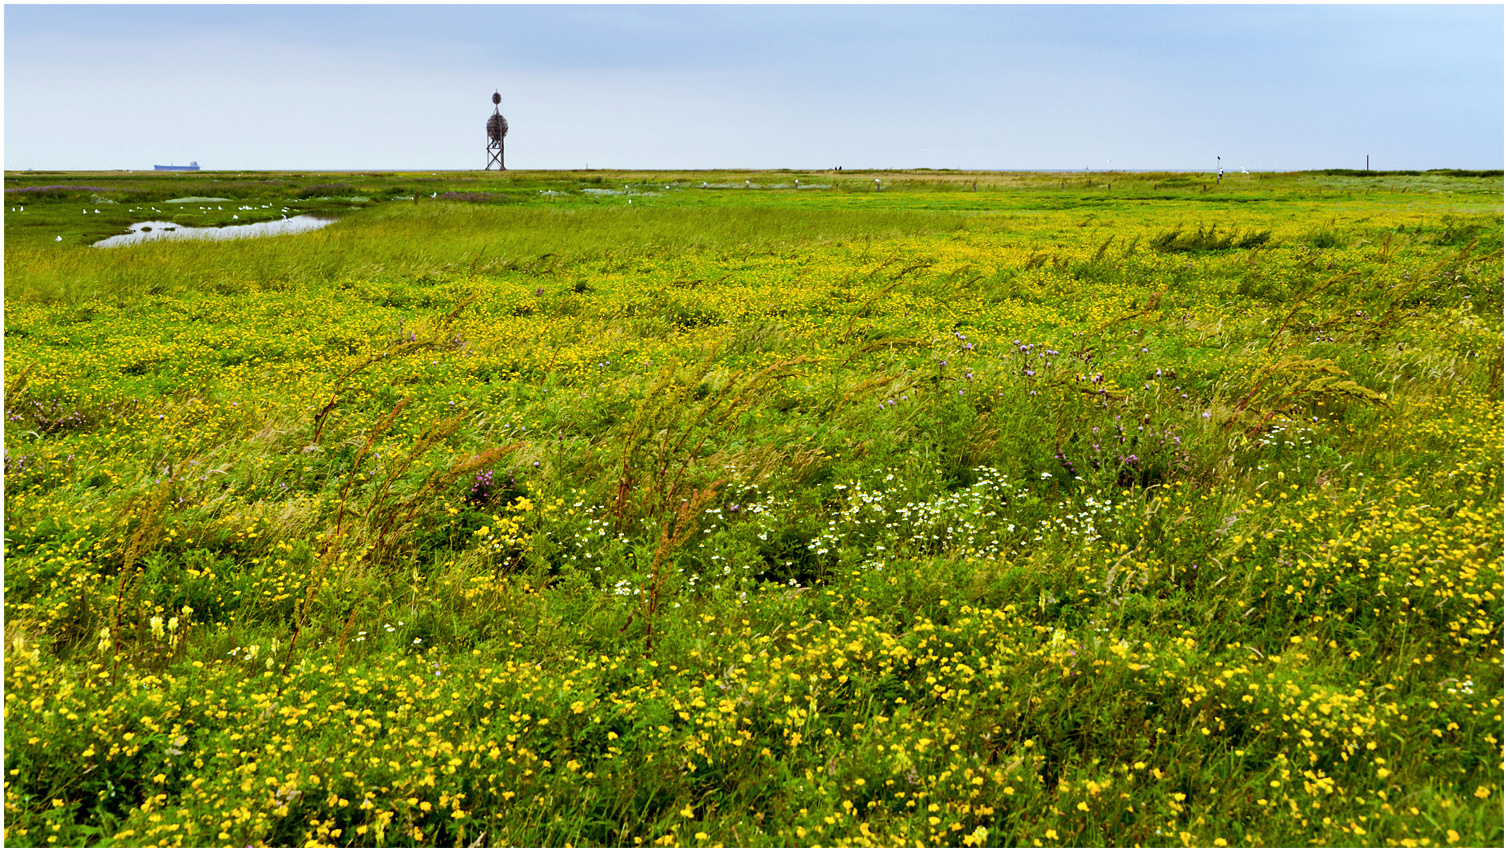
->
[6, 5, 1502, 172]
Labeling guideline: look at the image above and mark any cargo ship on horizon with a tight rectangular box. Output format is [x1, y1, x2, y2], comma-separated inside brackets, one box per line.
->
[154, 161, 200, 171]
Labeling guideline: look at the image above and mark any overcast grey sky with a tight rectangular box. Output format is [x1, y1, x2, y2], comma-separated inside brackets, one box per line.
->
[5, 4, 1503, 172]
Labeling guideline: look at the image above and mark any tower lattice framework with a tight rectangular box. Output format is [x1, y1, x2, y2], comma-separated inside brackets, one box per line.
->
[486, 91, 508, 170]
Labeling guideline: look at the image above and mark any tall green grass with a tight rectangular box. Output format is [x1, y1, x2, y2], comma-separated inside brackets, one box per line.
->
[5, 203, 968, 303]
[4, 169, 1502, 847]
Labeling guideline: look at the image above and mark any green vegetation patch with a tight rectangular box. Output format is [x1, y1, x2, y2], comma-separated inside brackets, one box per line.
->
[4, 168, 1503, 847]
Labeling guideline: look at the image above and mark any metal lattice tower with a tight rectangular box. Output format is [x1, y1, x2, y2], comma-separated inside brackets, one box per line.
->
[486, 91, 508, 170]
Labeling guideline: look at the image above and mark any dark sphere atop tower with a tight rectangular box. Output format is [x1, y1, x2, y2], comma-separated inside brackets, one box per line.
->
[492, 92, 501, 105]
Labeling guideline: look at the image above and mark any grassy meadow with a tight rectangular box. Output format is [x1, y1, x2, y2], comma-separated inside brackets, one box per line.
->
[3, 167, 1503, 847]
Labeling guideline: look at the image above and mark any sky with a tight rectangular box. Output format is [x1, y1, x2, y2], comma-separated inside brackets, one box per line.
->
[5, 4, 1503, 173]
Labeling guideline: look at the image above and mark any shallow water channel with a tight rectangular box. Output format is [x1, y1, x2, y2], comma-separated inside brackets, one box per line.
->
[92, 215, 336, 248]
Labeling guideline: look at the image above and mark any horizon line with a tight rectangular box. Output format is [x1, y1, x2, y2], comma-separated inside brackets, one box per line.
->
[8, 166, 1503, 175]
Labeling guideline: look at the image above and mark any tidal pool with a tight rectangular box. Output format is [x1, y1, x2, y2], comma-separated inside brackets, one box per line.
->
[93, 215, 335, 248]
